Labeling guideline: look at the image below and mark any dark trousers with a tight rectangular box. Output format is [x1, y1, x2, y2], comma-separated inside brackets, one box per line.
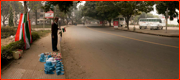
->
[52, 34, 58, 51]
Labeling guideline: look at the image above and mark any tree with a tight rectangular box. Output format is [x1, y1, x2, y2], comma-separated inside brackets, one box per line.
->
[156, 1, 179, 20]
[29, 1, 42, 25]
[54, 5, 67, 25]
[9, 1, 24, 26]
[155, 1, 179, 32]
[114, 1, 154, 30]
[43, 1, 79, 13]
[9, 5, 14, 27]
[1, 1, 10, 27]
[42, 1, 79, 25]
[73, 5, 84, 24]
[96, 1, 119, 26]
[67, 1, 78, 24]
[83, 1, 107, 26]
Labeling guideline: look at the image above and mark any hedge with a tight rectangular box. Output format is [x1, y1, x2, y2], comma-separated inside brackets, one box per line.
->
[1, 31, 40, 60]
[1, 40, 25, 60]
[31, 32, 40, 41]
[1, 27, 16, 39]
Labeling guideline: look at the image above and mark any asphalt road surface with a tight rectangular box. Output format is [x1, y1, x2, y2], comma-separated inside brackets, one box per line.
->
[61, 24, 179, 79]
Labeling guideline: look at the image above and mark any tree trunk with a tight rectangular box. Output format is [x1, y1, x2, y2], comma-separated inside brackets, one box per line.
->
[165, 17, 168, 33]
[3, 20, 5, 27]
[102, 20, 105, 26]
[3, 16, 5, 27]
[108, 20, 111, 27]
[24, 1, 27, 13]
[126, 19, 129, 30]
[125, 17, 130, 30]
[165, 8, 168, 33]
[35, 10, 37, 25]
[13, 10, 16, 27]
[66, 18, 69, 25]
[72, 20, 73, 25]
[125, 15, 131, 30]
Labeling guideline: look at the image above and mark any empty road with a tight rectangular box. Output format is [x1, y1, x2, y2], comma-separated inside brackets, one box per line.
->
[61, 24, 179, 79]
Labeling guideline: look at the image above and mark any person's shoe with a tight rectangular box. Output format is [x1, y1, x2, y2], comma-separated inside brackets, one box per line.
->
[54, 50, 59, 52]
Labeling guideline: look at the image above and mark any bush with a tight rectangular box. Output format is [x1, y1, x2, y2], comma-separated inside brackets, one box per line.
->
[1, 30, 49, 60]
[1, 27, 16, 38]
[1, 40, 24, 60]
[31, 32, 40, 42]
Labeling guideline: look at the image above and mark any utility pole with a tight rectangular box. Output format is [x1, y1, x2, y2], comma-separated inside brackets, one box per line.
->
[165, 8, 168, 33]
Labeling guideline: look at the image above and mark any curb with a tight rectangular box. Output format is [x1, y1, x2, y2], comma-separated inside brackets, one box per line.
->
[117, 28, 179, 38]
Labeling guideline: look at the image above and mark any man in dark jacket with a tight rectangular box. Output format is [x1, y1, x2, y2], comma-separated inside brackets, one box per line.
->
[51, 18, 59, 51]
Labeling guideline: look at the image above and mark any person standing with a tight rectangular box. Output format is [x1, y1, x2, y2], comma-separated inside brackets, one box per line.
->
[51, 17, 59, 51]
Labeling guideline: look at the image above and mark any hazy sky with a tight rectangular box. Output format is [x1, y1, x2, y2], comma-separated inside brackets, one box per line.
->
[19, 1, 179, 16]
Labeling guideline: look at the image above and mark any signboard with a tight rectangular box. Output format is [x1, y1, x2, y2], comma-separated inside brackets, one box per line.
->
[45, 10, 54, 18]
[113, 18, 119, 28]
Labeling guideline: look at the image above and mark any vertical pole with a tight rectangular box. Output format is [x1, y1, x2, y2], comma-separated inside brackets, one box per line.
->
[166, 8, 168, 33]
[43, 11, 45, 30]
[134, 16, 135, 28]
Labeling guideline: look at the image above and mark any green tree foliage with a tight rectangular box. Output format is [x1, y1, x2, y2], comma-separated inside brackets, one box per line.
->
[73, 5, 84, 24]
[29, 1, 42, 25]
[114, 1, 154, 30]
[54, 5, 67, 25]
[1, 1, 10, 27]
[9, 6, 14, 27]
[43, 1, 79, 13]
[155, 1, 179, 20]
[96, 1, 119, 26]
[67, 1, 78, 24]
[83, 1, 99, 19]
[83, 1, 107, 26]
[9, 1, 24, 26]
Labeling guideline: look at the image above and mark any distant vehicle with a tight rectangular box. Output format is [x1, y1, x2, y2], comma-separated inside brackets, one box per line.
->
[112, 17, 126, 27]
[119, 17, 126, 27]
[139, 18, 165, 30]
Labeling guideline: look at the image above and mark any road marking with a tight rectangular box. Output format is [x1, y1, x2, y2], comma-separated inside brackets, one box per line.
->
[86, 26, 179, 49]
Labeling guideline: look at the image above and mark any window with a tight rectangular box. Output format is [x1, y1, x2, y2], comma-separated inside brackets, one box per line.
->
[159, 19, 162, 23]
[145, 19, 148, 22]
[120, 18, 124, 21]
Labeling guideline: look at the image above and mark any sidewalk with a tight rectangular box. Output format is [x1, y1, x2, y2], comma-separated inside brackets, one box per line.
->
[1, 29, 65, 79]
[117, 25, 179, 37]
